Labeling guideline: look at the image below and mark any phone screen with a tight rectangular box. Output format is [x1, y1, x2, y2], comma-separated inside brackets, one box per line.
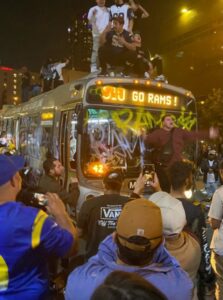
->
[143, 164, 155, 186]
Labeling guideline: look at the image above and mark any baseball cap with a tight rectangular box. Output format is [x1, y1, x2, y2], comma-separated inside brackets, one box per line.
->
[208, 149, 216, 155]
[149, 191, 186, 236]
[116, 199, 163, 252]
[103, 169, 124, 185]
[0, 154, 25, 186]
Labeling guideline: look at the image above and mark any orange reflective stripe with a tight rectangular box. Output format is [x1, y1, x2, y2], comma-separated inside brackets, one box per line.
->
[0, 256, 9, 291]
[31, 210, 48, 249]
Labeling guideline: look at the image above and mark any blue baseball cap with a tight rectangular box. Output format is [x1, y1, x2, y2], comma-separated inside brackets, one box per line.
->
[0, 155, 25, 186]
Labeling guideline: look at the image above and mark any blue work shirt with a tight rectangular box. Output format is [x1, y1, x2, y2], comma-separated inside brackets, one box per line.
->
[0, 201, 73, 300]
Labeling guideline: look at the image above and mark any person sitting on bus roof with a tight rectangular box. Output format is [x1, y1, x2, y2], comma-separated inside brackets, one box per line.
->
[38, 157, 79, 214]
[0, 154, 78, 300]
[98, 16, 136, 76]
[132, 32, 165, 80]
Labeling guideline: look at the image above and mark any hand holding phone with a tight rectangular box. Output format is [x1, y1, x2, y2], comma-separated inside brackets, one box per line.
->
[143, 164, 155, 186]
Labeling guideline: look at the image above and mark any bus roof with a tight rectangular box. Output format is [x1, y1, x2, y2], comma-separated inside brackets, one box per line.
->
[1, 75, 195, 118]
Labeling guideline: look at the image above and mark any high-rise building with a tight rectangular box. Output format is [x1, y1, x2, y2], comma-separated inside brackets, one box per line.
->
[68, 15, 92, 71]
[0, 66, 39, 107]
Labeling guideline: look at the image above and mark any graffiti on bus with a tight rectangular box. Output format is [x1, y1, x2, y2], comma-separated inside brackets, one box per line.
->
[87, 107, 196, 167]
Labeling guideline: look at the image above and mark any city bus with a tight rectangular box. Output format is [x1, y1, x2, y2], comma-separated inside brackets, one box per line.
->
[0, 75, 197, 210]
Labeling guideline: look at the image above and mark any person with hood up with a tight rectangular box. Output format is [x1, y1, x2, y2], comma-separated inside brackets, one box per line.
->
[65, 199, 193, 300]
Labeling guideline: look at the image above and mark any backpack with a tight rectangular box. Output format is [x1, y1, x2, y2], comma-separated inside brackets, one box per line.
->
[41, 65, 54, 81]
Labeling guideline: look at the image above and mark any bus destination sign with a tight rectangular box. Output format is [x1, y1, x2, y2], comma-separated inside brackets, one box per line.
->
[100, 85, 179, 109]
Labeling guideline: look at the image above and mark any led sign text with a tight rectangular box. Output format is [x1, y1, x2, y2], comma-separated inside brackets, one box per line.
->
[101, 86, 179, 108]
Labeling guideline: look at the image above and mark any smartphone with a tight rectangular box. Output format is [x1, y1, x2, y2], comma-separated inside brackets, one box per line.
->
[34, 193, 48, 206]
[143, 164, 155, 186]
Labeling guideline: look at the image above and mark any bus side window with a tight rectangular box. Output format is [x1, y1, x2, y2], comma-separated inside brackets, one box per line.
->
[41, 126, 52, 159]
[19, 117, 29, 157]
[69, 110, 78, 170]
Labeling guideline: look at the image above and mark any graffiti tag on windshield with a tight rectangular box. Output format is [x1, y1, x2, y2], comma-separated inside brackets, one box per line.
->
[87, 108, 196, 168]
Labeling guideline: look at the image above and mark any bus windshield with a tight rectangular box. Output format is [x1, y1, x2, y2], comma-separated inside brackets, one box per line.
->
[81, 105, 197, 178]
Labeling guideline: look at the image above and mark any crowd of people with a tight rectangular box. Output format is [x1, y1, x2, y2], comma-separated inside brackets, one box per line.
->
[19, 0, 163, 103]
[19, 57, 70, 103]
[88, 0, 165, 80]
[1, 112, 223, 300]
[1, 2, 223, 300]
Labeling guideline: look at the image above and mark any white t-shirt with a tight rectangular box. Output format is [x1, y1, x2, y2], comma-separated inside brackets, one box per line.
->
[110, 4, 133, 31]
[207, 160, 216, 183]
[52, 63, 66, 81]
[208, 186, 223, 255]
[88, 5, 110, 35]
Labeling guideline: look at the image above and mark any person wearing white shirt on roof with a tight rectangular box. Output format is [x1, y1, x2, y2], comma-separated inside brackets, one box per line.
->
[88, 0, 110, 73]
[109, 0, 134, 32]
[52, 58, 69, 88]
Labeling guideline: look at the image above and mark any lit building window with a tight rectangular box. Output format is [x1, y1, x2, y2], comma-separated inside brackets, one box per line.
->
[13, 91, 16, 95]
[13, 85, 17, 89]
[13, 79, 17, 83]
[3, 83, 7, 87]
[13, 96, 18, 101]
[13, 73, 17, 77]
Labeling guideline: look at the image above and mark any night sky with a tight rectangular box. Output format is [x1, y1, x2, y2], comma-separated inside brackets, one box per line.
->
[0, 0, 156, 72]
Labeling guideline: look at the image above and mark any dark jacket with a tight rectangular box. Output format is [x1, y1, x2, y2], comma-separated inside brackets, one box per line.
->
[145, 128, 209, 167]
[200, 158, 219, 183]
[38, 174, 79, 207]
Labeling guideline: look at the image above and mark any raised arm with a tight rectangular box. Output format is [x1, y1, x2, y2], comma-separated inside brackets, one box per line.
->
[182, 126, 219, 142]
[139, 4, 149, 18]
[100, 24, 111, 46]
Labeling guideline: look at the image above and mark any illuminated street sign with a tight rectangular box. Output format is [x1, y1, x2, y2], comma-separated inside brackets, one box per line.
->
[101, 86, 179, 108]
[88, 85, 181, 109]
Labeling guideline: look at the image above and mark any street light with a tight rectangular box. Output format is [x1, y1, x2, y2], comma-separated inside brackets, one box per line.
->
[181, 7, 190, 14]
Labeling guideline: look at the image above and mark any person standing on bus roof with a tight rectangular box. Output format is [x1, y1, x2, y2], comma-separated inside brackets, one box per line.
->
[109, 0, 134, 32]
[51, 57, 69, 88]
[142, 114, 219, 192]
[129, 0, 149, 33]
[40, 58, 54, 92]
[88, 0, 110, 73]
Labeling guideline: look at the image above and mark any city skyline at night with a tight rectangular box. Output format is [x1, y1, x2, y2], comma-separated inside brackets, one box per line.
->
[0, 0, 223, 96]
